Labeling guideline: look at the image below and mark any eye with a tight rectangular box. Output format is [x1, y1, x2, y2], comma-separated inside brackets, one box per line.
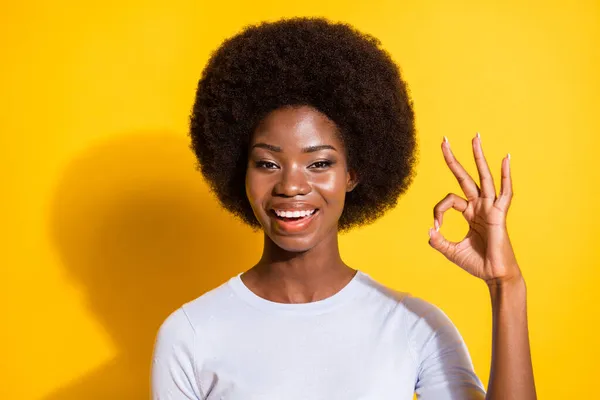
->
[255, 160, 279, 169]
[309, 160, 333, 169]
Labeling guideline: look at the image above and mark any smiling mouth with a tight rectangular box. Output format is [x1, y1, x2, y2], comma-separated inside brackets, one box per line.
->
[269, 209, 320, 231]
[271, 209, 318, 221]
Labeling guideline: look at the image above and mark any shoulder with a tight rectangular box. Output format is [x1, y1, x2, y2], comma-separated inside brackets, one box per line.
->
[358, 275, 462, 348]
[356, 278, 465, 362]
[400, 296, 461, 343]
[401, 296, 453, 326]
[156, 278, 237, 339]
[359, 273, 446, 320]
[153, 280, 234, 363]
[349, 273, 454, 327]
[357, 271, 412, 305]
[154, 307, 195, 357]
[397, 296, 470, 370]
[357, 274, 452, 332]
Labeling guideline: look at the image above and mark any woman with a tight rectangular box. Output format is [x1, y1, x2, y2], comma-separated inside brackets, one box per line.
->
[152, 17, 536, 399]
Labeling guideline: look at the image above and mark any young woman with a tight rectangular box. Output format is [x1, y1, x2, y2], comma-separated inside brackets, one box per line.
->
[152, 17, 536, 399]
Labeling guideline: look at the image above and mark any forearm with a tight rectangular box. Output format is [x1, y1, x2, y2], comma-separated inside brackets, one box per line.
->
[485, 275, 536, 400]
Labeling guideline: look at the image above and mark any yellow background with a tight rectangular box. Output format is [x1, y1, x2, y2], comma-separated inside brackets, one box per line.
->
[2, 0, 599, 399]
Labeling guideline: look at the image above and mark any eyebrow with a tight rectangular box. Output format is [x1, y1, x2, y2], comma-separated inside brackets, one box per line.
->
[251, 143, 338, 153]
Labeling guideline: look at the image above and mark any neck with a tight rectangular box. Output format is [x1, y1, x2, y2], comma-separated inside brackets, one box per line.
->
[242, 231, 356, 304]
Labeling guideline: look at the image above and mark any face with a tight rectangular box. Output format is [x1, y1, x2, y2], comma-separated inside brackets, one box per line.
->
[245, 105, 357, 252]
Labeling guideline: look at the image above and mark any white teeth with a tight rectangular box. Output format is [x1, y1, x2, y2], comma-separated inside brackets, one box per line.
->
[274, 209, 316, 218]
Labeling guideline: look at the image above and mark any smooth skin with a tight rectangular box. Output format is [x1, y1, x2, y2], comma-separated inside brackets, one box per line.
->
[242, 105, 536, 399]
[429, 135, 537, 399]
[243, 105, 358, 304]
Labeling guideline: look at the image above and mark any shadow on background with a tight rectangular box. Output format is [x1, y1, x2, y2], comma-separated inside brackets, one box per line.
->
[46, 132, 260, 399]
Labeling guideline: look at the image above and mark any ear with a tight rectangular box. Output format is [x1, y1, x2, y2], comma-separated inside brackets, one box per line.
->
[346, 169, 359, 192]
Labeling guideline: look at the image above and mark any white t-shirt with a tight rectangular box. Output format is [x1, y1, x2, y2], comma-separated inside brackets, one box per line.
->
[152, 270, 486, 399]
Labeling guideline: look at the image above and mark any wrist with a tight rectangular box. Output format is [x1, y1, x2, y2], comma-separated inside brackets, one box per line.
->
[487, 273, 527, 302]
[485, 265, 525, 288]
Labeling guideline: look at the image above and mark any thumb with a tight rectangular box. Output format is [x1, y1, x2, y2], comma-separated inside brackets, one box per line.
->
[428, 226, 457, 260]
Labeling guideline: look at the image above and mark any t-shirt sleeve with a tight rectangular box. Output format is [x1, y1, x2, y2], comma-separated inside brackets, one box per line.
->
[403, 296, 486, 400]
[152, 308, 203, 400]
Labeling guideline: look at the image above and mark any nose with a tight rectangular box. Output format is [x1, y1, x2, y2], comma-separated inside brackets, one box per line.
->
[274, 166, 311, 197]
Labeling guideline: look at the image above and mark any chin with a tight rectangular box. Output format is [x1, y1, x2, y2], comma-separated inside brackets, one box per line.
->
[267, 231, 319, 253]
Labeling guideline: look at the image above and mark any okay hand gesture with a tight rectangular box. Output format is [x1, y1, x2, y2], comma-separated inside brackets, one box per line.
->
[428, 134, 522, 286]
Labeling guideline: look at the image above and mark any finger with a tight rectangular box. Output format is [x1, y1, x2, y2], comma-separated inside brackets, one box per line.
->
[442, 137, 480, 201]
[472, 133, 496, 199]
[433, 193, 469, 229]
[428, 226, 459, 261]
[495, 153, 513, 211]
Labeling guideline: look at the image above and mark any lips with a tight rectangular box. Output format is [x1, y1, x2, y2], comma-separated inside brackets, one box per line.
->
[269, 205, 320, 234]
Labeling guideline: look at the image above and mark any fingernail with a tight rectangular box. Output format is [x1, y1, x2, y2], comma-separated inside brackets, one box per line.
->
[443, 136, 449, 144]
[508, 152, 511, 161]
[434, 219, 440, 232]
[476, 132, 481, 139]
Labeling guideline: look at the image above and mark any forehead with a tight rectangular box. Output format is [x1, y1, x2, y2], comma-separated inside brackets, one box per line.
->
[251, 105, 343, 149]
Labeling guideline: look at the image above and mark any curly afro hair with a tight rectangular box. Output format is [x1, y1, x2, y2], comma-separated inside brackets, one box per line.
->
[190, 17, 417, 231]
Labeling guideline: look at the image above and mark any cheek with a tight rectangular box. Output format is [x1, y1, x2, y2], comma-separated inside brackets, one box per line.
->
[245, 170, 281, 221]
[245, 170, 264, 209]
[313, 169, 349, 205]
